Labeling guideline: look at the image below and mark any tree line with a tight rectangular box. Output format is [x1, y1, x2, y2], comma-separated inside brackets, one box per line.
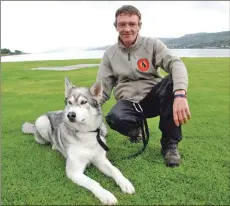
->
[1, 48, 25, 55]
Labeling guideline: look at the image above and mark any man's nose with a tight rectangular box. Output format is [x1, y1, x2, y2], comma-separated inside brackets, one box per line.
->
[124, 25, 131, 32]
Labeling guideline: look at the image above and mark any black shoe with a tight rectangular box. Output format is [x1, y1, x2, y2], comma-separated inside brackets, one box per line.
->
[161, 144, 181, 167]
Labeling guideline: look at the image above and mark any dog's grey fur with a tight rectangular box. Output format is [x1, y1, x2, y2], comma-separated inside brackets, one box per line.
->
[22, 77, 135, 205]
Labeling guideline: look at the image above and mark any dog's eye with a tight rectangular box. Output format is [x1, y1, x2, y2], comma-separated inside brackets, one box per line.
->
[68, 101, 72, 105]
[80, 100, 87, 105]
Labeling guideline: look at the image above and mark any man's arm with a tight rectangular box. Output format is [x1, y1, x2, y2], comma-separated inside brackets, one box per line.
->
[153, 38, 191, 126]
[96, 52, 117, 105]
[153, 38, 188, 94]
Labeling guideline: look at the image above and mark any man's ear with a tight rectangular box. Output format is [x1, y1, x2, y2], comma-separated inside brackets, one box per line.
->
[138, 21, 142, 30]
[90, 81, 103, 101]
[114, 21, 119, 32]
[65, 76, 73, 98]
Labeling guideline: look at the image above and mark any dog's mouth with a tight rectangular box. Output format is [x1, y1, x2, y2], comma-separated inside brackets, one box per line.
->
[68, 118, 76, 123]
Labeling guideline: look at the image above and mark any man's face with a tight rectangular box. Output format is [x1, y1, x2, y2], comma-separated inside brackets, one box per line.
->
[116, 14, 141, 47]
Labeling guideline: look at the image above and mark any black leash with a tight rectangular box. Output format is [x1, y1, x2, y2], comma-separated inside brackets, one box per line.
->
[122, 118, 149, 160]
[96, 118, 149, 160]
[95, 128, 109, 151]
[96, 102, 150, 160]
[120, 103, 150, 160]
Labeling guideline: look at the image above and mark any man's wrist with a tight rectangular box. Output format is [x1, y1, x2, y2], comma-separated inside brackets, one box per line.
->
[174, 94, 187, 99]
[174, 90, 187, 99]
[174, 90, 186, 95]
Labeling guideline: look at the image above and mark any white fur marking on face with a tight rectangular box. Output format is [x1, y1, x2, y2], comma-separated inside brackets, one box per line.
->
[74, 107, 88, 122]
[69, 96, 74, 102]
[69, 96, 75, 104]
[89, 104, 98, 116]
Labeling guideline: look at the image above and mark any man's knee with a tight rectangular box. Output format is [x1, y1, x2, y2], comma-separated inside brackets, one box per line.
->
[105, 110, 120, 128]
[105, 110, 127, 135]
[106, 111, 140, 137]
[105, 100, 128, 129]
[105, 100, 141, 137]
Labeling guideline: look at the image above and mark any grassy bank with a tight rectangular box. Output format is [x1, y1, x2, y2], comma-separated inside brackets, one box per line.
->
[1, 57, 229, 205]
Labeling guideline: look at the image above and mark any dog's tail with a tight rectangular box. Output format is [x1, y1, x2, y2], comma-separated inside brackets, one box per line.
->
[22, 122, 36, 134]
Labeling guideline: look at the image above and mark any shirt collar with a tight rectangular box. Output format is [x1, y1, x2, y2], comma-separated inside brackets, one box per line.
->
[118, 34, 142, 50]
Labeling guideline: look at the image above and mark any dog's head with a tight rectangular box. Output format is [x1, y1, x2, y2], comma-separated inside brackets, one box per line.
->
[64, 77, 103, 132]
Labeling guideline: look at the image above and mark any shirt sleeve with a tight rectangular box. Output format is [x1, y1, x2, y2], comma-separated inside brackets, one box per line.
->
[96, 51, 117, 105]
[153, 38, 188, 93]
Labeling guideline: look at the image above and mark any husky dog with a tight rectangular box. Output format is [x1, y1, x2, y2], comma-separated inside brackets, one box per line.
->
[22, 77, 135, 205]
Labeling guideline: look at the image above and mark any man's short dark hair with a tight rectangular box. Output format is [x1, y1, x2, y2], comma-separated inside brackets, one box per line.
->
[114, 5, 142, 27]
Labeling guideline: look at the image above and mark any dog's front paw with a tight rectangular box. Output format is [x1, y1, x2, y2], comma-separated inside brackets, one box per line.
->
[118, 178, 135, 194]
[97, 189, 117, 205]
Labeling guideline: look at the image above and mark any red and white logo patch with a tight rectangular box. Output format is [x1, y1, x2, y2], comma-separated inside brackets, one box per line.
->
[137, 58, 150, 71]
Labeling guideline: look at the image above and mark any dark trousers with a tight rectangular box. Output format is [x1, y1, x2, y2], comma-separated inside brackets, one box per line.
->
[106, 75, 182, 149]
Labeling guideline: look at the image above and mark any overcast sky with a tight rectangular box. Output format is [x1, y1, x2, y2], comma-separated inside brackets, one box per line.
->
[1, 1, 229, 53]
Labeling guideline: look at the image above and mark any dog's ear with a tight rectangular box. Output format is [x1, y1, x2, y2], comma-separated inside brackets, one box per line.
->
[65, 77, 73, 98]
[90, 81, 103, 101]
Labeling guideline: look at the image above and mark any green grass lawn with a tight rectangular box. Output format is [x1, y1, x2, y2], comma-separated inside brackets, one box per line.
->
[1, 57, 229, 205]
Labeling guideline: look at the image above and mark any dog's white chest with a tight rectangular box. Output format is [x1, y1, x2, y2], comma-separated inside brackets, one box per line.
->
[67, 132, 106, 163]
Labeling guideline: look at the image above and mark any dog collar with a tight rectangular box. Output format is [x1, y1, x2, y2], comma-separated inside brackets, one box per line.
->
[74, 128, 109, 152]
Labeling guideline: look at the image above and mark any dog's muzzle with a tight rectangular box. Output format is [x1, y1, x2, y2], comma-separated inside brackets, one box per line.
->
[67, 112, 76, 122]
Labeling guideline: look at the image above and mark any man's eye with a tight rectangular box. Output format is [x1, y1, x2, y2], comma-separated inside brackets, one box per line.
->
[68, 101, 72, 105]
[118, 23, 125, 27]
[130, 23, 136, 27]
[81, 100, 87, 105]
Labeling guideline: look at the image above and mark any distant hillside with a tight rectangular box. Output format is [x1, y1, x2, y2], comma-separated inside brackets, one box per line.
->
[166, 31, 230, 49]
[87, 31, 230, 50]
[158, 38, 174, 43]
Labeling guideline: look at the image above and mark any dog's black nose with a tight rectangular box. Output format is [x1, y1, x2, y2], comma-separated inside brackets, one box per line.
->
[67, 112, 76, 122]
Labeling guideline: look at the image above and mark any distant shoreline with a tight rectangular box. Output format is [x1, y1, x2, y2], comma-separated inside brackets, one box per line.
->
[86, 47, 230, 51]
[1, 48, 229, 57]
[0, 53, 29, 57]
[1, 48, 229, 63]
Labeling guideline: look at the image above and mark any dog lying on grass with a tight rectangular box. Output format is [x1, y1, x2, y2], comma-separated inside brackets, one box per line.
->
[22, 77, 135, 205]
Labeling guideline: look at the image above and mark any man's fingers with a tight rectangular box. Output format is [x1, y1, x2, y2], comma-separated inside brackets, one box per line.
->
[185, 107, 191, 119]
[173, 101, 191, 126]
[177, 110, 184, 125]
[182, 110, 187, 124]
[173, 112, 179, 126]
